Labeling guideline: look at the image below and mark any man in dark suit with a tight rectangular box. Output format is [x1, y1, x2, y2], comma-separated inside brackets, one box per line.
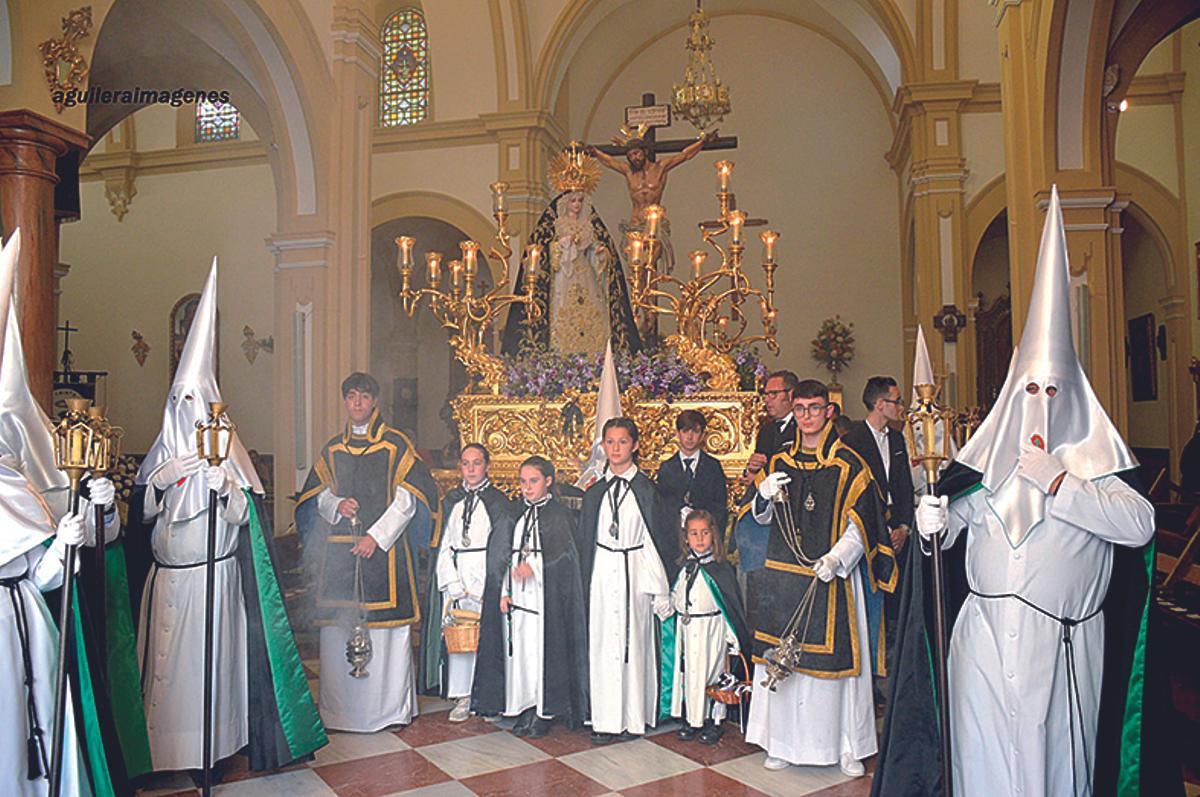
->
[841, 376, 913, 552]
[733, 370, 798, 574]
[657, 409, 729, 540]
[839, 376, 913, 678]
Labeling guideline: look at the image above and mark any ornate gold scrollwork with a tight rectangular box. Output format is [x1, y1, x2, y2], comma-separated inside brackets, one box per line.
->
[39, 7, 93, 113]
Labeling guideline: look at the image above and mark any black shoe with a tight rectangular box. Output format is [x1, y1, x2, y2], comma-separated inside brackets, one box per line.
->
[189, 765, 226, 788]
[676, 724, 700, 741]
[512, 708, 536, 737]
[616, 731, 641, 742]
[590, 731, 616, 745]
[697, 721, 724, 745]
[527, 716, 554, 739]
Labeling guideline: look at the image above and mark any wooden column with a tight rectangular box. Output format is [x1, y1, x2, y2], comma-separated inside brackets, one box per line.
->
[0, 110, 88, 410]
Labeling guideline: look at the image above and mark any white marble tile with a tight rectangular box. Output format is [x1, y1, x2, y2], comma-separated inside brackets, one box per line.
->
[213, 768, 339, 796]
[384, 782, 476, 797]
[416, 731, 549, 779]
[312, 729, 411, 765]
[135, 772, 194, 796]
[712, 752, 852, 797]
[559, 738, 700, 790]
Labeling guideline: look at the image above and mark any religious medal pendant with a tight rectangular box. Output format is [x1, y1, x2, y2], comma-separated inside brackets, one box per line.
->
[804, 492, 816, 512]
[462, 530, 471, 547]
[682, 614, 691, 626]
[609, 521, 620, 539]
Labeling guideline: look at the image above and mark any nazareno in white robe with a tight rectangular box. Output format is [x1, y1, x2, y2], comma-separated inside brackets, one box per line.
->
[136, 472, 250, 772]
[940, 473, 1153, 797]
[667, 560, 739, 729]
[315, 484, 419, 732]
[746, 499, 877, 766]
[435, 492, 492, 699]
[1, 544, 90, 796]
[503, 509, 545, 717]
[588, 468, 670, 736]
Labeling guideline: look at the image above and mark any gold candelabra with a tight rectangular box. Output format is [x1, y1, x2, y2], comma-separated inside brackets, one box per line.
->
[625, 160, 780, 390]
[903, 383, 958, 485]
[672, 1, 731, 132]
[396, 201, 543, 393]
[195, 402, 236, 467]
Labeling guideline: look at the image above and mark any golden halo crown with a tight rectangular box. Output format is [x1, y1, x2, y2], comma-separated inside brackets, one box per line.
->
[549, 141, 601, 195]
[612, 123, 651, 149]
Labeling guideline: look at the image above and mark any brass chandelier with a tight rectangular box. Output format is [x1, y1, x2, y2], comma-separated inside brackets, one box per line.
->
[672, 1, 731, 131]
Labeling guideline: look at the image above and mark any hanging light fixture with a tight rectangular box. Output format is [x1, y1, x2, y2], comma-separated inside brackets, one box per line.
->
[672, 1, 731, 131]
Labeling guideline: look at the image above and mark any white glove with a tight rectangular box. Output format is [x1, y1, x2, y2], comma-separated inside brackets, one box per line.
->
[204, 465, 230, 496]
[55, 512, 87, 548]
[88, 476, 116, 508]
[757, 472, 791, 502]
[915, 495, 948, 539]
[150, 454, 202, 490]
[653, 595, 674, 620]
[1017, 444, 1067, 494]
[812, 553, 837, 583]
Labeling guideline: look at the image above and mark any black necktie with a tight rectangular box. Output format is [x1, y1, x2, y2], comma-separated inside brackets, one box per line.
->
[684, 458, 695, 478]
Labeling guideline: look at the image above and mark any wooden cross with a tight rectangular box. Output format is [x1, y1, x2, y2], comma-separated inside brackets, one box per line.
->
[588, 92, 738, 161]
[57, 320, 79, 374]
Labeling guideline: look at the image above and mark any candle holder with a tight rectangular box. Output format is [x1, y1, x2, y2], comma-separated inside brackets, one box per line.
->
[624, 163, 782, 390]
[397, 230, 542, 394]
[194, 402, 235, 467]
[53, 398, 100, 490]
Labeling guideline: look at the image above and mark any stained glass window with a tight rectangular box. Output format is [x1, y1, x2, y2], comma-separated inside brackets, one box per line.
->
[380, 8, 429, 127]
[195, 99, 240, 143]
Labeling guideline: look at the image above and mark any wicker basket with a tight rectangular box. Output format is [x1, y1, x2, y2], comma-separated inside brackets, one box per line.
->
[443, 605, 482, 654]
[706, 651, 751, 705]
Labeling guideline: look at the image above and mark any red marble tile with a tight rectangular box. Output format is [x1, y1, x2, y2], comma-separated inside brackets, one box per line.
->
[646, 724, 761, 766]
[802, 774, 875, 796]
[517, 723, 608, 757]
[313, 749, 451, 797]
[459, 759, 609, 797]
[620, 768, 772, 797]
[394, 709, 500, 747]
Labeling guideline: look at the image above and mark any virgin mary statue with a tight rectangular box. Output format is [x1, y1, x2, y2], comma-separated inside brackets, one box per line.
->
[501, 143, 642, 356]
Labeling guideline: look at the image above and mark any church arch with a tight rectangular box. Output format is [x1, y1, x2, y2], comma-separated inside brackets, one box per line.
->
[534, 0, 917, 128]
[371, 192, 501, 285]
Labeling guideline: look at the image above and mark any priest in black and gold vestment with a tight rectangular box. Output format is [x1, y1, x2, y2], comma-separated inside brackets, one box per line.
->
[744, 379, 897, 777]
[296, 372, 439, 732]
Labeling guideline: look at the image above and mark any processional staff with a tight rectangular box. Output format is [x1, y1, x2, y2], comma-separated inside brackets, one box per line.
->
[194, 402, 236, 797]
[86, 405, 123, 663]
[902, 383, 958, 797]
[48, 399, 108, 796]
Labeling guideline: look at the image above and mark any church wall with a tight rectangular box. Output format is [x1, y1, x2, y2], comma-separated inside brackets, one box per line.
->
[58, 162, 278, 457]
[1115, 104, 1178, 198]
[1121, 214, 1170, 449]
[957, 0, 1002, 84]
[1181, 20, 1200, 362]
[582, 13, 901, 411]
[422, 2, 499, 120]
[371, 144, 498, 230]
[961, 112, 1006, 205]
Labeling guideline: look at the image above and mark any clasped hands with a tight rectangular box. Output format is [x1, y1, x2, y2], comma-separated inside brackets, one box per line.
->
[150, 453, 233, 498]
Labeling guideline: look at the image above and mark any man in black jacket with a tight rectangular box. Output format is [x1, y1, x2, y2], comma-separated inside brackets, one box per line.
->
[839, 376, 914, 671]
[657, 409, 729, 539]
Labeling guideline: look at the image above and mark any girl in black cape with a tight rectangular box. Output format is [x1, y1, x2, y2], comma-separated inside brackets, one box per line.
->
[471, 456, 589, 737]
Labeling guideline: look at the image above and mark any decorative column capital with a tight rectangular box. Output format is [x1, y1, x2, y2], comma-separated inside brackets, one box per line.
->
[0, 109, 89, 183]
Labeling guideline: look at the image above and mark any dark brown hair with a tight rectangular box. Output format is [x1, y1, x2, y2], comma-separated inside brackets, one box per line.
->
[675, 409, 707, 432]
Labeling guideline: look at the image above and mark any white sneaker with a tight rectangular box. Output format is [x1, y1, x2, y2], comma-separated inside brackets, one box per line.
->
[448, 697, 471, 723]
[839, 753, 865, 777]
[763, 756, 790, 771]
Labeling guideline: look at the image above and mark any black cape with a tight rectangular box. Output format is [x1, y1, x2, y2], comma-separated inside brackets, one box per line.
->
[871, 462, 1182, 797]
[659, 556, 749, 720]
[471, 498, 590, 726]
[500, 191, 641, 356]
[419, 484, 515, 696]
[577, 470, 680, 591]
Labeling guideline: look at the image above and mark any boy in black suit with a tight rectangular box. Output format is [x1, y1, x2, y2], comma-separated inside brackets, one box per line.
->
[657, 410, 729, 541]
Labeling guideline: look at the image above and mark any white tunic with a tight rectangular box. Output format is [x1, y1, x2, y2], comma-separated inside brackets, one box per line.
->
[747, 501, 877, 765]
[137, 476, 250, 772]
[0, 546, 89, 796]
[588, 469, 670, 735]
[941, 473, 1154, 797]
[435, 490, 493, 698]
[667, 561, 738, 728]
[315, 484, 418, 732]
[504, 508, 545, 716]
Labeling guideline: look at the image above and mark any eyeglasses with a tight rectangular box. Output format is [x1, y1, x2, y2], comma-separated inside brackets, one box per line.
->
[880, 398, 904, 406]
[793, 403, 829, 417]
[762, 388, 790, 398]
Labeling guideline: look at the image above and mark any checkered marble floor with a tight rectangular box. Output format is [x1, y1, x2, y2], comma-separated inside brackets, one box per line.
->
[135, 694, 875, 797]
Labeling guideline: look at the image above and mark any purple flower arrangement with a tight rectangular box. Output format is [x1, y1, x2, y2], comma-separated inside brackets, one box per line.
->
[502, 346, 732, 399]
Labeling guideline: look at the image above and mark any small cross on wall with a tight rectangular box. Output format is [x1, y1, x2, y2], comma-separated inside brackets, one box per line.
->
[933, 304, 968, 342]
